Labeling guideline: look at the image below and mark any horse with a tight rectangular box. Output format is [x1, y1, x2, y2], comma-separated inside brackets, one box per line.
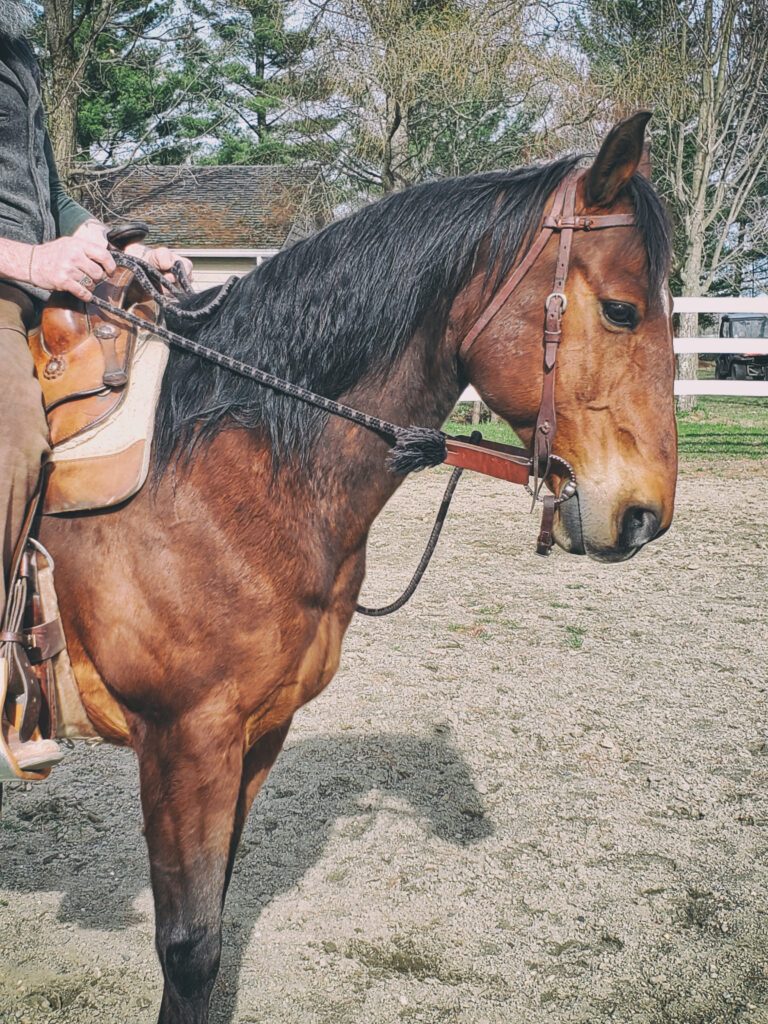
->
[37, 111, 677, 1023]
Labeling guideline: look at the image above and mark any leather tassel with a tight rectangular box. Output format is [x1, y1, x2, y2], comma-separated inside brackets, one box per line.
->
[387, 427, 447, 475]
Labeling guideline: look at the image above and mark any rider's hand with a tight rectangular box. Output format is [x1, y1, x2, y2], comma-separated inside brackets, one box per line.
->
[29, 233, 116, 302]
[124, 242, 194, 284]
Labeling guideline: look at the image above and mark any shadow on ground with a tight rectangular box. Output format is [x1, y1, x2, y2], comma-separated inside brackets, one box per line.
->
[0, 727, 492, 1023]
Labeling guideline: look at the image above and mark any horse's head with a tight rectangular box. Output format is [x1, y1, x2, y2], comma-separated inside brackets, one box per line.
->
[462, 113, 677, 562]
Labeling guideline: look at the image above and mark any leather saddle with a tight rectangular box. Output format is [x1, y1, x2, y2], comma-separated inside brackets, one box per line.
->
[27, 224, 166, 514]
[29, 266, 155, 445]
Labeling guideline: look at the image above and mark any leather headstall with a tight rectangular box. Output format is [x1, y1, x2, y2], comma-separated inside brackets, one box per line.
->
[456, 168, 636, 554]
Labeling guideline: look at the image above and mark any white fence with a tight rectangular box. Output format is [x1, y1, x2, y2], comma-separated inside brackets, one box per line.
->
[672, 296, 768, 397]
[459, 295, 768, 402]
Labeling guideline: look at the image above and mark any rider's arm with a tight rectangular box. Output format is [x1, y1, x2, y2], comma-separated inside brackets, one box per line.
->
[0, 233, 115, 302]
[44, 132, 93, 238]
[0, 238, 36, 283]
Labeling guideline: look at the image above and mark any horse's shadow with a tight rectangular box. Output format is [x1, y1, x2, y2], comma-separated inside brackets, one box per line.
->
[0, 726, 492, 1023]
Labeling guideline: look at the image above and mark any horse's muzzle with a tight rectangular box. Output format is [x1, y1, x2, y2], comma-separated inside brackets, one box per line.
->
[619, 505, 661, 550]
[556, 494, 665, 562]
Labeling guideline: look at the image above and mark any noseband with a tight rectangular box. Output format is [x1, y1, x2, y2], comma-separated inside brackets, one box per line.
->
[457, 169, 636, 553]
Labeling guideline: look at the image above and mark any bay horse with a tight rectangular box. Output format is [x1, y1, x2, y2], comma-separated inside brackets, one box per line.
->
[38, 112, 676, 1023]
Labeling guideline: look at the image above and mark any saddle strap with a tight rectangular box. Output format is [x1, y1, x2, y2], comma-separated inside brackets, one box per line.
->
[1, 473, 48, 742]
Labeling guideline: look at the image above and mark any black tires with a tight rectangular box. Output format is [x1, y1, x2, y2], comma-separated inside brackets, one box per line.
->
[731, 361, 747, 380]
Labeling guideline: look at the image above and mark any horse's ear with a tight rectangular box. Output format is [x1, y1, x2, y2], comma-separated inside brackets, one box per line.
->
[638, 141, 652, 181]
[584, 111, 652, 207]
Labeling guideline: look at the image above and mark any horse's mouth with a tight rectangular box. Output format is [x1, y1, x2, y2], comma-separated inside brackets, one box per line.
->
[556, 492, 649, 563]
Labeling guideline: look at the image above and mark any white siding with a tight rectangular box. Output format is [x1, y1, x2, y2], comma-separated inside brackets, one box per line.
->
[175, 250, 279, 291]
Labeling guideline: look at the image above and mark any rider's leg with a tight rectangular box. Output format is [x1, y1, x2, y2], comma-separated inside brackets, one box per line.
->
[0, 282, 49, 612]
[0, 282, 59, 776]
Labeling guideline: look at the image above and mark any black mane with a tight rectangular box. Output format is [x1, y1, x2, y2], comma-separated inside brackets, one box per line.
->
[154, 159, 670, 474]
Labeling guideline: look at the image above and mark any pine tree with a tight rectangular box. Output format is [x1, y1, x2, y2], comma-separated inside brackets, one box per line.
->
[38, 0, 195, 177]
[188, 0, 321, 166]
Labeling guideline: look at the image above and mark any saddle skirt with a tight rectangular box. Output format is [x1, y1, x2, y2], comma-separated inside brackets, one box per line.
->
[28, 267, 168, 514]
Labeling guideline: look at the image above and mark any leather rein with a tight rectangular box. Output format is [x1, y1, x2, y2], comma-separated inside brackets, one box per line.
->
[86, 167, 636, 611]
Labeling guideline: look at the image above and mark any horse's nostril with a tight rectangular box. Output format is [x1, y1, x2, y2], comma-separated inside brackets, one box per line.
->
[620, 506, 661, 549]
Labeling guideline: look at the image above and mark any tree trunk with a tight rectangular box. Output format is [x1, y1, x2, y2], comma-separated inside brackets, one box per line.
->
[43, 0, 80, 184]
[676, 244, 706, 414]
[675, 313, 699, 414]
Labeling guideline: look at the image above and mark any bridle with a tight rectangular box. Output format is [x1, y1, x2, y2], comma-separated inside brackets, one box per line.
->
[80, 167, 637, 613]
[456, 168, 636, 553]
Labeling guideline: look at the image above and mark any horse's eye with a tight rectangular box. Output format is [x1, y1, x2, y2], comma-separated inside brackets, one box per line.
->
[601, 300, 638, 329]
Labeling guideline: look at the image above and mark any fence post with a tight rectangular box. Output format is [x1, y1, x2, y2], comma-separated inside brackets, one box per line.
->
[676, 310, 699, 414]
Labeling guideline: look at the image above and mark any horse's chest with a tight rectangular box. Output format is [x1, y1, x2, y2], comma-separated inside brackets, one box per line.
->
[244, 608, 345, 745]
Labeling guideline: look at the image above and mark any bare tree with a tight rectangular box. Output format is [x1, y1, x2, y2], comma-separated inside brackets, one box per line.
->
[39, 0, 220, 183]
[567, 0, 768, 409]
[304, 0, 542, 196]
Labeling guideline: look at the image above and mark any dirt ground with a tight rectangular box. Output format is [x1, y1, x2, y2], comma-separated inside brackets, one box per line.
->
[1, 459, 767, 1024]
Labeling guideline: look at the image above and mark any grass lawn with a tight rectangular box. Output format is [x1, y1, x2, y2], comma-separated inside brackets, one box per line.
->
[676, 395, 768, 458]
[447, 395, 768, 459]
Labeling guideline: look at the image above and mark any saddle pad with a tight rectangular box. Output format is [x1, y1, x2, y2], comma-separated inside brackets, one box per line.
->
[44, 326, 169, 515]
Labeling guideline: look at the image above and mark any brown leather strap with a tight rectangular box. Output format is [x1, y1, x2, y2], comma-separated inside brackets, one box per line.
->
[532, 173, 579, 481]
[0, 631, 26, 645]
[458, 224, 555, 361]
[2, 466, 48, 631]
[85, 267, 135, 391]
[26, 619, 66, 663]
[459, 170, 571, 362]
[444, 436, 531, 485]
[541, 213, 635, 230]
[537, 494, 556, 555]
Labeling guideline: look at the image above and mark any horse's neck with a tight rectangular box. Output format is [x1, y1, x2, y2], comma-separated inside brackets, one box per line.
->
[190, 281, 477, 580]
[290, 272, 500, 557]
[304, 324, 462, 545]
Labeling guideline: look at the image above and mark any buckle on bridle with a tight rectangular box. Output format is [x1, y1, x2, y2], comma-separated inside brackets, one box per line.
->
[545, 291, 567, 312]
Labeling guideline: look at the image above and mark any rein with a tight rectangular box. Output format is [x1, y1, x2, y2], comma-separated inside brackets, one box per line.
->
[87, 168, 634, 613]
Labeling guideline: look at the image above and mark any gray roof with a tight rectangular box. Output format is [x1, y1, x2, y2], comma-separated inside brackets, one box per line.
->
[81, 164, 319, 249]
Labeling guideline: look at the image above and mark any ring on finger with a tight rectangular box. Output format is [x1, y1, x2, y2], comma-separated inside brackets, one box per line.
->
[79, 274, 94, 288]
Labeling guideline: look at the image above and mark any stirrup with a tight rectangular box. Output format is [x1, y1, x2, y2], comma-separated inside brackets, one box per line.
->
[0, 656, 63, 781]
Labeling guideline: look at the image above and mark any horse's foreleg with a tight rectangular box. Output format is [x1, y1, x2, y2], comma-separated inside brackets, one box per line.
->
[134, 709, 244, 1024]
[225, 719, 293, 891]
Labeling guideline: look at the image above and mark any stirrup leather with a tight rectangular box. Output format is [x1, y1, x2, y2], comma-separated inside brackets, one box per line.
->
[0, 476, 65, 782]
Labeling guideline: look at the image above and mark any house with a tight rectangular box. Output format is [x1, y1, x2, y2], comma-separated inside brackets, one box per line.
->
[82, 164, 321, 289]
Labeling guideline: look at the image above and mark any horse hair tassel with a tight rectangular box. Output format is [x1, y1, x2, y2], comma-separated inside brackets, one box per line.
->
[388, 427, 447, 475]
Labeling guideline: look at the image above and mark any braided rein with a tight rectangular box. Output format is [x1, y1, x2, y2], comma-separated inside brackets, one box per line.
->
[88, 252, 572, 614]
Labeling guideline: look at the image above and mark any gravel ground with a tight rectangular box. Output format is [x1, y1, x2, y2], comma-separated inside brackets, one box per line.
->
[1, 458, 767, 1024]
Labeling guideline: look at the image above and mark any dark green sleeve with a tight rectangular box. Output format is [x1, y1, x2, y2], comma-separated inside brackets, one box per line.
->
[44, 132, 93, 237]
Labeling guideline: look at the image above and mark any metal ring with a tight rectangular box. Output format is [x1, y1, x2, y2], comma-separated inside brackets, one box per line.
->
[80, 274, 94, 288]
[545, 291, 567, 312]
[525, 454, 577, 506]
[27, 537, 56, 572]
